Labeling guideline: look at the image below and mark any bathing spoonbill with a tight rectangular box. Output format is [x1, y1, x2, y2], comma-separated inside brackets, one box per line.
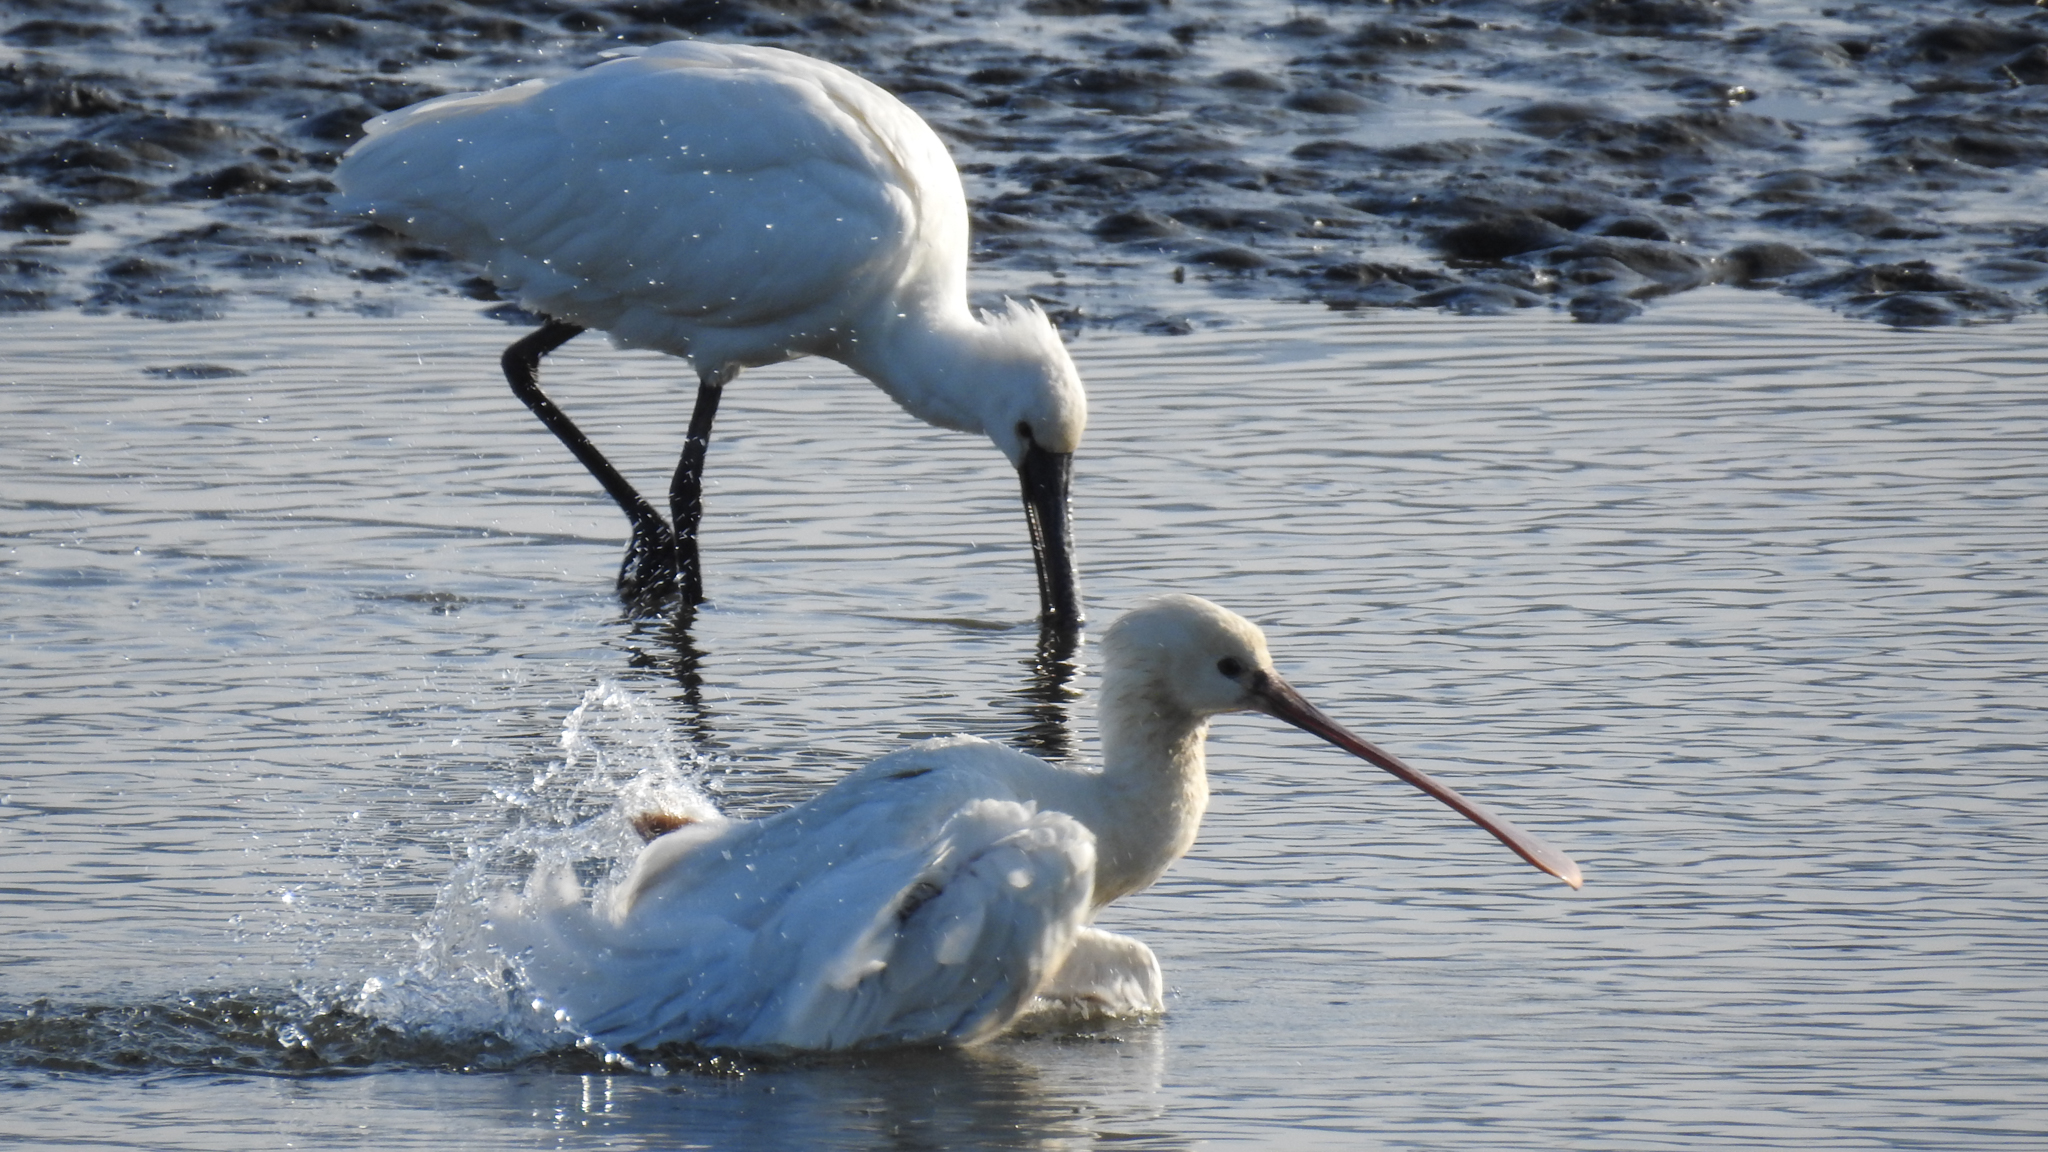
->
[335, 42, 1086, 626]
[499, 595, 1581, 1053]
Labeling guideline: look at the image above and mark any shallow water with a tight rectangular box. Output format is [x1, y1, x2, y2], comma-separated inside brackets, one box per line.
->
[4, 289, 2046, 1148]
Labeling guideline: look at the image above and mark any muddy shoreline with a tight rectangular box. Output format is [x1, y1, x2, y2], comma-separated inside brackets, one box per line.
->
[6, 0, 2048, 332]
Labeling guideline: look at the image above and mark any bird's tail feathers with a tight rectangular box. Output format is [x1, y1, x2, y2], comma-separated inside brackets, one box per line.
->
[487, 850, 741, 1050]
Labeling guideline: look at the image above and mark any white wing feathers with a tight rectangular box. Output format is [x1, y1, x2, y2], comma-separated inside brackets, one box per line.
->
[496, 737, 1103, 1052]
[336, 43, 931, 360]
[1036, 926, 1165, 1018]
[741, 802, 1093, 1050]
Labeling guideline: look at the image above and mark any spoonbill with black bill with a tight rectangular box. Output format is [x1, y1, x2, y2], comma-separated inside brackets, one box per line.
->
[337, 42, 1086, 626]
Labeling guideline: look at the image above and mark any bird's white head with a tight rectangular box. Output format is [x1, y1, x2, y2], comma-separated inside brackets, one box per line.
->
[1100, 593, 1585, 889]
[1100, 594, 1276, 719]
[973, 299, 1086, 466]
[881, 297, 1087, 629]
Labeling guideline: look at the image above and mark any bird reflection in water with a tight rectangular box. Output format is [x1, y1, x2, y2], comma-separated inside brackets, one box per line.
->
[511, 1030, 1184, 1150]
[1010, 623, 1084, 763]
[622, 609, 1086, 764]
[620, 606, 714, 751]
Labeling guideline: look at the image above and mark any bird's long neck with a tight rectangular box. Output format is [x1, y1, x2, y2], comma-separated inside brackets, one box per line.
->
[834, 300, 999, 438]
[1083, 681, 1211, 908]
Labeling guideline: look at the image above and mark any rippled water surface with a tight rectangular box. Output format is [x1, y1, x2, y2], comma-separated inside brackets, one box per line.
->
[4, 291, 2045, 1149]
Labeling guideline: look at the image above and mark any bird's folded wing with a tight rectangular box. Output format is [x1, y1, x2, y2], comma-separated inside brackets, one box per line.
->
[335, 51, 912, 342]
[504, 795, 1095, 1053]
[733, 799, 1097, 1051]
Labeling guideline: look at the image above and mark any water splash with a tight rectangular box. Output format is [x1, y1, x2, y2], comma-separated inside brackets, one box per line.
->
[348, 682, 721, 1055]
[3, 683, 728, 1076]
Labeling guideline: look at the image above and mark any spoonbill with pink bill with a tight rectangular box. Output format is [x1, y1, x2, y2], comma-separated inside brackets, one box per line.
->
[335, 42, 1086, 626]
[498, 595, 1580, 1054]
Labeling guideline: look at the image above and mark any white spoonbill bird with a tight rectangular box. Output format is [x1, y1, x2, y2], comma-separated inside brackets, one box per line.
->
[335, 42, 1086, 626]
[499, 595, 1581, 1054]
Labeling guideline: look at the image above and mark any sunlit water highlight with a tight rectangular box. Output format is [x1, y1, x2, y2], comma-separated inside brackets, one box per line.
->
[3, 290, 2045, 1148]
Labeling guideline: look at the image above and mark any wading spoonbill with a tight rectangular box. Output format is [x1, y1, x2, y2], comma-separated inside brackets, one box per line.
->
[336, 42, 1086, 626]
[499, 595, 1581, 1053]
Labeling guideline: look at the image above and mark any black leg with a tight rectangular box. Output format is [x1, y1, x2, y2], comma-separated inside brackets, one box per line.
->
[501, 321, 678, 605]
[669, 371, 728, 607]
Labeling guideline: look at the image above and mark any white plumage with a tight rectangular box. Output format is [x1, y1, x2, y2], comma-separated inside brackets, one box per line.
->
[336, 42, 1086, 622]
[509, 746, 1111, 1051]
[496, 595, 1582, 1054]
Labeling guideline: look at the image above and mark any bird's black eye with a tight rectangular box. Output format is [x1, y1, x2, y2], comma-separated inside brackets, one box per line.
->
[1217, 657, 1244, 678]
[1016, 420, 1034, 444]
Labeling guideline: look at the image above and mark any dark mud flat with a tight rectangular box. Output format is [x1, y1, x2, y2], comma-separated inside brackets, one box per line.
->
[5, 0, 2048, 330]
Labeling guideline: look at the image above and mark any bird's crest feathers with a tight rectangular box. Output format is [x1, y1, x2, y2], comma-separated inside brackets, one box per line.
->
[977, 296, 1066, 353]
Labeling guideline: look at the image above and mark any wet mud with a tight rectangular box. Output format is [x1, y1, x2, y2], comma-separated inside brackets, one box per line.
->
[5, 0, 2048, 329]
